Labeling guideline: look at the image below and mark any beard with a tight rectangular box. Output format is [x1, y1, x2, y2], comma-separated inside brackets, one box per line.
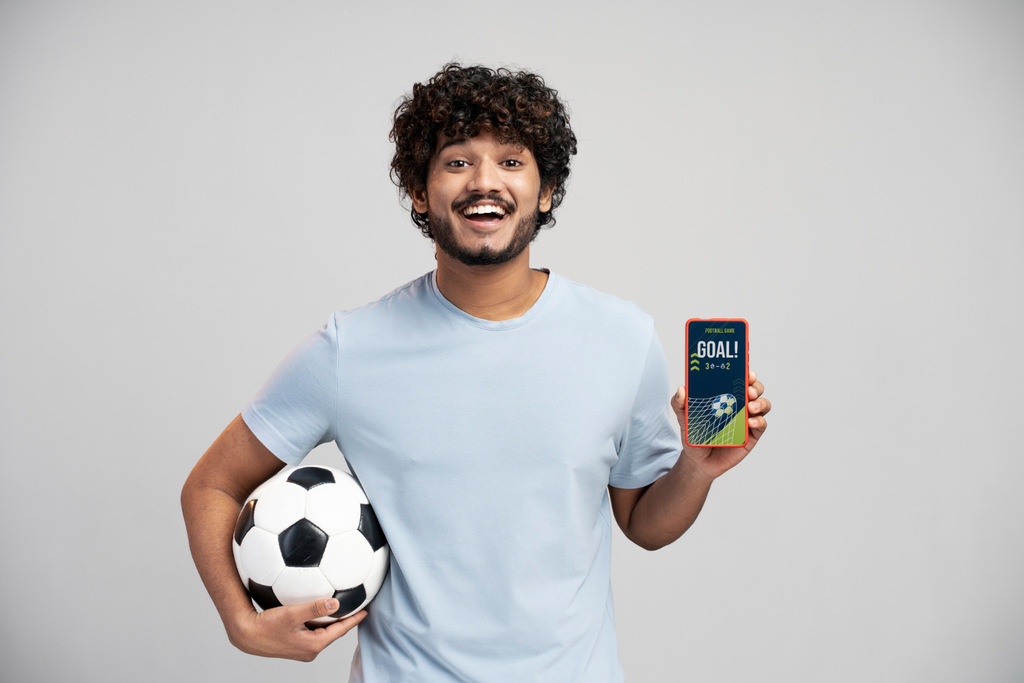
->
[428, 197, 540, 267]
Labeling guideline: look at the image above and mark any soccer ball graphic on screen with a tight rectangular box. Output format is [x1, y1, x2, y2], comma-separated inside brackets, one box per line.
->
[711, 394, 737, 419]
[232, 465, 389, 623]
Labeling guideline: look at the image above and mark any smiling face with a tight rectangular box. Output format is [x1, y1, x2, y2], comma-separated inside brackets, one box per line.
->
[411, 131, 554, 267]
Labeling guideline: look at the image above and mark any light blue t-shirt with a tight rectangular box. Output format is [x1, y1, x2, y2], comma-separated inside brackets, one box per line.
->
[242, 271, 681, 682]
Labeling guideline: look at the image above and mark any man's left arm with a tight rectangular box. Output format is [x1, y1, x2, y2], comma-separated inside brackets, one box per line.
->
[609, 371, 771, 551]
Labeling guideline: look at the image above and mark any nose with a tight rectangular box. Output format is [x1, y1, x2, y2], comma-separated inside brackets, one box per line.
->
[466, 159, 504, 195]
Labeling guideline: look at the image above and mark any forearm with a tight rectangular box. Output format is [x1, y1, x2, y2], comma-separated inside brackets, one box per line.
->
[621, 453, 715, 551]
[182, 466, 364, 661]
[182, 417, 358, 660]
[181, 478, 257, 643]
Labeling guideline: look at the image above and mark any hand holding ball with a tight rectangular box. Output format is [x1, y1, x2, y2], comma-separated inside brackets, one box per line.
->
[232, 466, 389, 623]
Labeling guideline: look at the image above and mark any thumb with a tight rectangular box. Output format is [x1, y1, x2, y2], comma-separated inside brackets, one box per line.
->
[671, 387, 686, 416]
[306, 597, 341, 622]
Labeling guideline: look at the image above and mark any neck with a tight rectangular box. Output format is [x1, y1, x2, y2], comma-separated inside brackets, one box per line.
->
[434, 247, 548, 321]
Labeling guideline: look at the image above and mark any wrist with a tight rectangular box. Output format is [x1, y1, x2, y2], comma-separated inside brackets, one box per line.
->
[224, 608, 262, 653]
[678, 447, 717, 484]
[218, 595, 259, 645]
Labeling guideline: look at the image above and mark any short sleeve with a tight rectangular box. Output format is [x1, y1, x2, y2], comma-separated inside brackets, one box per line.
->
[241, 316, 339, 464]
[608, 332, 681, 489]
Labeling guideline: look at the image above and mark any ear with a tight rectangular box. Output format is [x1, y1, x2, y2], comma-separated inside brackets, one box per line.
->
[410, 185, 429, 214]
[539, 184, 555, 213]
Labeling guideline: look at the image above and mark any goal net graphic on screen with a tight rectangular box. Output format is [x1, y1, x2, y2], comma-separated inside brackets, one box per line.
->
[686, 393, 747, 446]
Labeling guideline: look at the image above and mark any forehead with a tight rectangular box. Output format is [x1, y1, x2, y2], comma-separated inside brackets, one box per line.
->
[434, 130, 530, 156]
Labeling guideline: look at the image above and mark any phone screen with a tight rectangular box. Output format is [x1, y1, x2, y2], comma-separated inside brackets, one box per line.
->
[685, 318, 749, 447]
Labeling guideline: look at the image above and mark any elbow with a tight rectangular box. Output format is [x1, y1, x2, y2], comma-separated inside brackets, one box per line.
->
[180, 466, 200, 505]
[180, 468, 209, 519]
[636, 538, 671, 552]
[180, 474, 197, 519]
[625, 528, 674, 552]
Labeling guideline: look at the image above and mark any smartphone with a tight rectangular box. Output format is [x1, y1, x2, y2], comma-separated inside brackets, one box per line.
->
[685, 318, 749, 448]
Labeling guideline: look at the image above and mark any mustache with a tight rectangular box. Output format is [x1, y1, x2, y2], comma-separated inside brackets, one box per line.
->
[451, 193, 516, 214]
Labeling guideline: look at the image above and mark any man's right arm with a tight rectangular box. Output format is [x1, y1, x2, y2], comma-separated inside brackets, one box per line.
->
[181, 414, 365, 661]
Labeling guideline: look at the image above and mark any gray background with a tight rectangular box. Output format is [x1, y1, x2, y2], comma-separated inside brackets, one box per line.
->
[2, 1, 1022, 681]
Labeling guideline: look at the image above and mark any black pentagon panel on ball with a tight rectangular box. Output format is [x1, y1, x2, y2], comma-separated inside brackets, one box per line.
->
[331, 585, 367, 617]
[286, 466, 336, 490]
[234, 499, 257, 545]
[358, 504, 387, 552]
[248, 580, 282, 612]
[279, 519, 329, 567]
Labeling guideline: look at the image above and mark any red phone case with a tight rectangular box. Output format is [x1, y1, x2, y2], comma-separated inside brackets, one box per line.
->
[684, 318, 749, 448]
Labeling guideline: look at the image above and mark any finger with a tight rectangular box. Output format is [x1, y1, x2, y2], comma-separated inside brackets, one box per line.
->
[748, 414, 768, 431]
[747, 381, 764, 400]
[314, 610, 367, 642]
[744, 415, 767, 455]
[748, 397, 772, 416]
[748, 369, 758, 384]
[290, 609, 366, 661]
[743, 418, 766, 455]
[301, 601, 367, 639]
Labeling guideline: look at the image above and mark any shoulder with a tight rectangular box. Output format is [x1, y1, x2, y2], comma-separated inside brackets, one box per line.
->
[325, 273, 435, 331]
[549, 273, 655, 334]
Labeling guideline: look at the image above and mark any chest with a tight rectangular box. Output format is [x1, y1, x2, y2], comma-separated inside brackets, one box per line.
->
[332, 327, 640, 504]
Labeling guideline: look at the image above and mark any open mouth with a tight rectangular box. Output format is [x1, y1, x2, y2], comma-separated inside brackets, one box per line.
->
[460, 202, 509, 227]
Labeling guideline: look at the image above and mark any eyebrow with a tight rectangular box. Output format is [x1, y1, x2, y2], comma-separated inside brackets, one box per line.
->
[436, 137, 526, 154]
[437, 138, 468, 153]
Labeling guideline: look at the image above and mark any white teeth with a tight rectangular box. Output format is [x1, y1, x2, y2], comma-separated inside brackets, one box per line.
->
[463, 204, 506, 217]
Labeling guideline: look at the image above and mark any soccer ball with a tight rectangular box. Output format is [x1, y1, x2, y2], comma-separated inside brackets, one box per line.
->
[712, 393, 737, 418]
[232, 465, 389, 623]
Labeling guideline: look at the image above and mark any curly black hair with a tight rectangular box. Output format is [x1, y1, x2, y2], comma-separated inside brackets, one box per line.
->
[390, 63, 578, 237]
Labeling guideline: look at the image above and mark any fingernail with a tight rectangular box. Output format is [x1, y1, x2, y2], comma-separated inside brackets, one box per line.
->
[325, 599, 338, 612]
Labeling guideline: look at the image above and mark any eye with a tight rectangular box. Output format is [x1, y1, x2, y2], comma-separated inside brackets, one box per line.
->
[502, 159, 523, 168]
[446, 159, 468, 168]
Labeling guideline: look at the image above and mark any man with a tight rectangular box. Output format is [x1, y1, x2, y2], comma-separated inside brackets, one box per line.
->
[182, 63, 771, 681]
